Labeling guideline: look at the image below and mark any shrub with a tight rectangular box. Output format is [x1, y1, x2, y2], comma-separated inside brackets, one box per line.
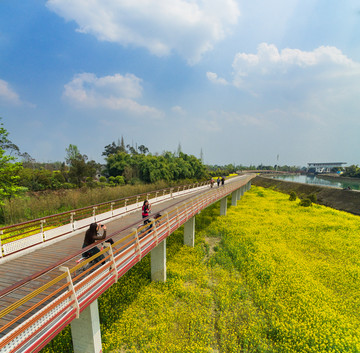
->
[299, 198, 312, 207]
[308, 193, 317, 203]
[289, 191, 297, 201]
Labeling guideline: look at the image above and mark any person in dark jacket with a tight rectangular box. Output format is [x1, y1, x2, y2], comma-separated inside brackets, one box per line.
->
[82, 222, 107, 263]
[221, 176, 225, 186]
[142, 200, 151, 225]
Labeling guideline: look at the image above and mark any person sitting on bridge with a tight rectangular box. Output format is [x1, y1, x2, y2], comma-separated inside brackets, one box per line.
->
[82, 223, 108, 263]
[142, 199, 151, 225]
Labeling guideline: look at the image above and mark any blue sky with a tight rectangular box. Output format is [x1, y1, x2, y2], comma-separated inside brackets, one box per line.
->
[1, 0, 360, 167]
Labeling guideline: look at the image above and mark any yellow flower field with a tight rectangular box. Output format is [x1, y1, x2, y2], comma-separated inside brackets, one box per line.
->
[41, 186, 360, 352]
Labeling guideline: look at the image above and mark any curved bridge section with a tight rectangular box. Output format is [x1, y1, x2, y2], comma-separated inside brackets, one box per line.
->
[0, 175, 254, 353]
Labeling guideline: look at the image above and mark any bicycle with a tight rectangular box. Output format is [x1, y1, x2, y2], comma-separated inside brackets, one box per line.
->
[137, 213, 162, 239]
[74, 241, 108, 277]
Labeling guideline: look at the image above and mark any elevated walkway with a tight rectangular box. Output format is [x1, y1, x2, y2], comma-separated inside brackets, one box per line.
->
[0, 175, 254, 353]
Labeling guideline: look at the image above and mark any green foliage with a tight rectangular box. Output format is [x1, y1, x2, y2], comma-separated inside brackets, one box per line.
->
[289, 191, 297, 201]
[105, 150, 208, 184]
[308, 193, 317, 203]
[299, 198, 312, 207]
[342, 165, 360, 178]
[65, 145, 99, 187]
[99, 176, 107, 183]
[0, 120, 24, 205]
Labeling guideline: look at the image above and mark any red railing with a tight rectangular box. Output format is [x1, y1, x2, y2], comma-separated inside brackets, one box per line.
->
[0, 181, 209, 258]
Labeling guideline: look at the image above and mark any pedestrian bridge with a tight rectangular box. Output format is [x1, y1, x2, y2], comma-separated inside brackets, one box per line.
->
[0, 175, 254, 353]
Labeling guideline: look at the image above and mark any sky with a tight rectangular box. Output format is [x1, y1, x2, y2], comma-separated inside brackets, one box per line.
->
[0, 0, 360, 168]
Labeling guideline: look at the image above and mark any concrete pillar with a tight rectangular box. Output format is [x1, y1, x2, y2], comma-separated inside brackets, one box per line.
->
[231, 191, 237, 206]
[184, 217, 195, 247]
[151, 239, 166, 282]
[71, 300, 102, 353]
[220, 197, 227, 216]
[236, 188, 241, 201]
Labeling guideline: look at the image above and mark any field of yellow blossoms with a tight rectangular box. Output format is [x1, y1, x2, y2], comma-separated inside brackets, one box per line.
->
[42, 186, 360, 352]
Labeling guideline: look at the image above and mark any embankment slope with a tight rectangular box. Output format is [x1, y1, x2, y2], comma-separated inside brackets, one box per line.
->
[253, 176, 360, 216]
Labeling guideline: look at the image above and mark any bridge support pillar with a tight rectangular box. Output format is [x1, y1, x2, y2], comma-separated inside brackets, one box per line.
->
[236, 188, 241, 201]
[71, 299, 102, 353]
[220, 197, 227, 216]
[184, 216, 195, 247]
[231, 191, 238, 206]
[151, 239, 166, 282]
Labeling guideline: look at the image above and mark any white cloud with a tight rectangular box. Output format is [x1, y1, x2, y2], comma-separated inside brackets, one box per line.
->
[232, 43, 360, 88]
[171, 105, 186, 115]
[63, 72, 163, 117]
[46, 0, 240, 64]
[206, 72, 228, 85]
[207, 110, 264, 127]
[0, 79, 22, 105]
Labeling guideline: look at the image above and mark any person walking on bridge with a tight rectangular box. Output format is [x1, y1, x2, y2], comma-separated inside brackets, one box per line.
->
[217, 177, 220, 187]
[142, 199, 151, 225]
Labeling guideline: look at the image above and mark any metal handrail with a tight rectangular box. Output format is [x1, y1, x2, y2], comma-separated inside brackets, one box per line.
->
[0, 175, 254, 353]
[0, 180, 210, 258]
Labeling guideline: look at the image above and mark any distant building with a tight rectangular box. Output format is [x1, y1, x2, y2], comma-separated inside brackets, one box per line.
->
[307, 162, 347, 174]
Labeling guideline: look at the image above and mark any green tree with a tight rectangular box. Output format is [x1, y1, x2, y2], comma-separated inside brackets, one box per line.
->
[65, 145, 99, 187]
[0, 119, 25, 205]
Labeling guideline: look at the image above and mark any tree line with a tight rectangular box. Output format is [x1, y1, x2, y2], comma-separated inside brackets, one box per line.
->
[4, 118, 358, 207]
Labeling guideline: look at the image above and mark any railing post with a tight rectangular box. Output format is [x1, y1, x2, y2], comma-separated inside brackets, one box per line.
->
[92, 206, 97, 222]
[133, 228, 142, 261]
[183, 202, 188, 221]
[152, 220, 159, 246]
[165, 212, 171, 236]
[40, 219, 46, 242]
[71, 212, 75, 231]
[105, 243, 118, 283]
[176, 207, 180, 228]
[59, 266, 80, 318]
[0, 231, 3, 258]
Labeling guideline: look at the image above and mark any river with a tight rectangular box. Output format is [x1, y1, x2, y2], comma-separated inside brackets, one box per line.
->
[271, 174, 360, 191]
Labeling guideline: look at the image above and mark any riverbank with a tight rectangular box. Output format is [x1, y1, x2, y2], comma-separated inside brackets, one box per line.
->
[253, 176, 360, 216]
[317, 173, 360, 183]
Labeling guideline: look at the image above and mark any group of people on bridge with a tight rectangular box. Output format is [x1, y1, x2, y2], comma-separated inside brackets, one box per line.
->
[81, 198, 156, 264]
[210, 176, 225, 188]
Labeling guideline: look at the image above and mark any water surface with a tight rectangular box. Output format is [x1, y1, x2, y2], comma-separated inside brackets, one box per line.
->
[272, 174, 360, 191]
